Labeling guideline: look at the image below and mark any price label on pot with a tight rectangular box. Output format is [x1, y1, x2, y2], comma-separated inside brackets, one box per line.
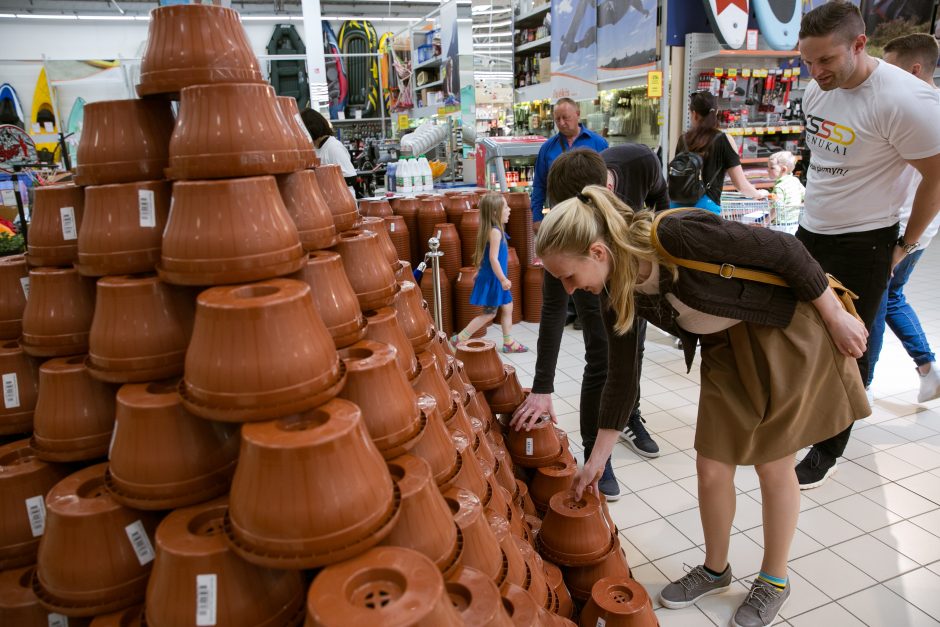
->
[48, 613, 69, 627]
[125, 520, 155, 565]
[2, 372, 19, 409]
[20, 276, 29, 298]
[195, 574, 218, 626]
[595, 619, 607, 627]
[525, 437, 534, 456]
[59, 206, 77, 240]
[138, 190, 156, 228]
[390, 222, 396, 232]
[25, 495, 46, 537]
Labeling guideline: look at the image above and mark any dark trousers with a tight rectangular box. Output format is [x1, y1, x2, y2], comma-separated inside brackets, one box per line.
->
[539, 272, 645, 458]
[795, 222, 898, 458]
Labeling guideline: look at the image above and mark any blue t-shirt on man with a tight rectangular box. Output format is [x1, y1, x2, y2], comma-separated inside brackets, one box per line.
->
[530, 124, 608, 222]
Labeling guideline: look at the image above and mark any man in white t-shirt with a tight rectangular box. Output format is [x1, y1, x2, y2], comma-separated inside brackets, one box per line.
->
[867, 34, 940, 404]
[795, 2, 940, 490]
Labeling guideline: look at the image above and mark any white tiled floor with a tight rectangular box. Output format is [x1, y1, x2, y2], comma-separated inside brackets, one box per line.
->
[489, 245, 940, 626]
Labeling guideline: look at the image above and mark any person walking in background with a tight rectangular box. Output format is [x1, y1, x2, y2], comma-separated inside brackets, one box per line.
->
[866, 33, 940, 403]
[767, 151, 805, 233]
[794, 2, 940, 489]
[670, 91, 768, 213]
[536, 187, 869, 627]
[300, 108, 357, 196]
[512, 147, 668, 501]
[451, 192, 529, 354]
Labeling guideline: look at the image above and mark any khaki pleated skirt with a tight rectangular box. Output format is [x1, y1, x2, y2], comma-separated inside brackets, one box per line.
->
[694, 301, 871, 465]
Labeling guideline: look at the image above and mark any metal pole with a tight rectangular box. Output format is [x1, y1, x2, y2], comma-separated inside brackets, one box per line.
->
[427, 235, 444, 331]
[11, 172, 27, 246]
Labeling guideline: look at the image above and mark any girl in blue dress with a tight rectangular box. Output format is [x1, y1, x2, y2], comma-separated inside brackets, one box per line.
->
[452, 192, 529, 353]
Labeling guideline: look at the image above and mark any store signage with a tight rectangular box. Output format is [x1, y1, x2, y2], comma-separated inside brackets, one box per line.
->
[647, 71, 663, 98]
[398, 114, 410, 128]
[746, 29, 758, 50]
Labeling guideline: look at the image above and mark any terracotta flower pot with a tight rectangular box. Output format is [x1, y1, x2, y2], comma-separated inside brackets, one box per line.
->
[459, 209, 481, 267]
[579, 576, 657, 627]
[417, 197, 447, 249]
[412, 352, 452, 418]
[523, 265, 543, 323]
[359, 215, 399, 268]
[293, 251, 365, 349]
[428, 331, 454, 378]
[181, 279, 343, 422]
[562, 537, 631, 602]
[74, 99, 175, 186]
[363, 307, 418, 380]
[30, 356, 115, 462]
[433, 223, 462, 288]
[137, 3, 263, 97]
[500, 583, 541, 627]
[472, 390, 496, 428]
[446, 565, 514, 627]
[391, 280, 434, 353]
[505, 417, 562, 468]
[33, 463, 160, 617]
[26, 184, 84, 267]
[505, 192, 534, 268]
[0, 439, 70, 570]
[360, 198, 393, 218]
[315, 165, 358, 232]
[444, 194, 471, 226]
[444, 487, 503, 581]
[382, 454, 461, 577]
[543, 561, 574, 619]
[338, 340, 423, 459]
[529, 457, 577, 513]
[0, 341, 39, 435]
[277, 96, 318, 168]
[537, 491, 616, 567]
[276, 170, 337, 251]
[451, 427, 488, 500]
[77, 181, 171, 276]
[396, 259, 413, 282]
[145, 497, 306, 627]
[420, 266, 455, 335]
[391, 196, 421, 265]
[89, 606, 142, 626]
[473, 420, 497, 471]
[168, 83, 303, 180]
[331, 229, 397, 311]
[411, 394, 460, 490]
[0, 565, 84, 627]
[0, 254, 28, 340]
[446, 391, 475, 436]
[87, 275, 194, 383]
[106, 381, 239, 510]
[226, 399, 399, 568]
[307, 546, 462, 627]
[20, 268, 96, 358]
[159, 176, 305, 286]
[485, 511, 527, 590]
[455, 339, 506, 391]
[383, 215, 411, 263]
[484, 365, 525, 413]
[493, 450, 517, 496]
[507, 247, 523, 324]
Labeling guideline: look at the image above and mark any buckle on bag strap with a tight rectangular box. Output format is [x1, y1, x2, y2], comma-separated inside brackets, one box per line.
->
[718, 263, 736, 279]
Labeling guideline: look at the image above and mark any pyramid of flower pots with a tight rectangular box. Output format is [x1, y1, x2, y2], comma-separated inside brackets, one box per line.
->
[0, 5, 655, 627]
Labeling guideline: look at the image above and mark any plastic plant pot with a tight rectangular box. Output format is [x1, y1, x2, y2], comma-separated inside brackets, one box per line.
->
[445, 565, 514, 627]
[0, 341, 39, 435]
[0, 254, 28, 340]
[27, 184, 84, 267]
[331, 229, 398, 311]
[292, 251, 365, 349]
[20, 268, 96, 358]
[454, 339, 507, 391]
[362, 307, 418, 380]
[537, 491, 616, 568]
[276, 170, 337, 251]
[505, 417, 563, 469]
[443, 487, 503, 582]
[578, 576, 657, 627]
[314, 165, 358, 232]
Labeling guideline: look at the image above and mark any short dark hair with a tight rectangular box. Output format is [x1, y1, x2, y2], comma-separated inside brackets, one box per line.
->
[884, 33, 940, 70]
[300, 108, 334, 140]
[799, 1, 865, 43]
[546, 148, 606, 206]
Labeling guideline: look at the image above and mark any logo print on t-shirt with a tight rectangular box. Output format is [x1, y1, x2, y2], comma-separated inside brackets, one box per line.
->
[805, 115, 856, 155]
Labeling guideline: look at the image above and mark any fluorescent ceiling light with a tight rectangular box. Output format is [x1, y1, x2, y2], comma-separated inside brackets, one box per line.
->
[0, 13, 16, 18]
[76, 15, 141, 20]
[16, 13, 78, 19]
[325, 16, 419, 22]
[474, 42, 512, 47]
[472, 19, 510, 28]
[473, 31, 512, 37]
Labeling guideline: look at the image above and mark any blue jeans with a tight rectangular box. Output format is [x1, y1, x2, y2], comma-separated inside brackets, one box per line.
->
[866, 249, 935, 386]
[669, 195, 722, 214]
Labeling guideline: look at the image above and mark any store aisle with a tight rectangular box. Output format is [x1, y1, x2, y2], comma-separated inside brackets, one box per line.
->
[487, 245, 940, 627]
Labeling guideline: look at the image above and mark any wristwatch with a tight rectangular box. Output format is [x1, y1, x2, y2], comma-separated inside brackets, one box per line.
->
[897, 237, 920, 255]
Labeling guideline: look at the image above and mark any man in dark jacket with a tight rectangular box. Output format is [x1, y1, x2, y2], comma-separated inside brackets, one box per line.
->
[511, 146, 668, 500]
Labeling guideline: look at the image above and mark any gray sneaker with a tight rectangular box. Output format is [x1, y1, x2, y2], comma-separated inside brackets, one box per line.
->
[731, 579, 790, 627]
[659, 564, 732, 609]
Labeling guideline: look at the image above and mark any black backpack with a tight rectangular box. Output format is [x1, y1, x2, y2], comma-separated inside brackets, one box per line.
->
[667, 135, 721, 205]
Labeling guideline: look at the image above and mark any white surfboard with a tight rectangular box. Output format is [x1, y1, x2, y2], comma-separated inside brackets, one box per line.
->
[702, 0, 750, 50]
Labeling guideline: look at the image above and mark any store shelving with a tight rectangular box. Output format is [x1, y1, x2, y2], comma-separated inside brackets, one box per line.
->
[332, 117, 391, 124]
[413, 56, 443, 72]
[416, 78, 444, 90]
[514, 3, 550, 28]
[516, 36, 550, 54]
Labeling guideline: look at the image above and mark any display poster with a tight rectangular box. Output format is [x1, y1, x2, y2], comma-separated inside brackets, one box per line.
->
[596, 0, 658, 79]
[550, 0, 598, 100]
[440, 0, 462, 105]
[646, 70, 663, 97]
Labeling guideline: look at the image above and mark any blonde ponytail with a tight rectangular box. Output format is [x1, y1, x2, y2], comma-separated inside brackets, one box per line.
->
[534, 185, 674, 335]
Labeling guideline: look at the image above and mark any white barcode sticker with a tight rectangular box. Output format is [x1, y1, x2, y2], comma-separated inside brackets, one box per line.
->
[48, 613, 69, 627]
[20, 276, 29, 298]
[195, 574, 218, 626]
[595, 619, 607, 627]
[294, 113, 314, 142]
[60, 206, 77, 240]
[138, 190, 156, 228]
[125, 520, 155, 565]
[2, 372, 19, 409]
[390, 223, 396, 232]
[25, 495, 46, 537]
[1, 189, 15, 205]
[525, 437, 534, 456]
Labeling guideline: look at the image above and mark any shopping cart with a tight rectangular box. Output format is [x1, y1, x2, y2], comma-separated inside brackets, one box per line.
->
[719, 192, 803, 234]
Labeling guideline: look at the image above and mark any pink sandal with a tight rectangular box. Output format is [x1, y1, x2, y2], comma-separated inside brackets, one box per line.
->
[502, 339, 529, 354]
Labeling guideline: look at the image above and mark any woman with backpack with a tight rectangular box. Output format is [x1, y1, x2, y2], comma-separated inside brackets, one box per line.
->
[669, 91, 768, 212]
